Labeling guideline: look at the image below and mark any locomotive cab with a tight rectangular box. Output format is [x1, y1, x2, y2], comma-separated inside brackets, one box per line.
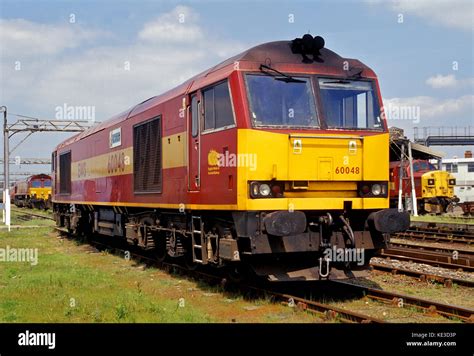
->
[187, 36, 409, 280]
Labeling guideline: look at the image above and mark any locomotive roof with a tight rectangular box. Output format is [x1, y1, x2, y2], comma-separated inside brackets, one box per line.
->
[56, 40, 375, 149]
[13, 173, 51, 186]
[389, 159, 432, 168]
[27, 173, 52, 181]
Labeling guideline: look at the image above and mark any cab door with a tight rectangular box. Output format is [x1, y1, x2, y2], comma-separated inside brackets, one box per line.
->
[188, 94, 201, 191]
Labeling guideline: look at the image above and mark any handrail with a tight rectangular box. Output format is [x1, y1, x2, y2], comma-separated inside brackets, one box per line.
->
[288, 134, 364, 140]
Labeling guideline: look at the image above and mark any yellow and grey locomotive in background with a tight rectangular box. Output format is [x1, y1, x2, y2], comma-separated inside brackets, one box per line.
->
[421, 170, 457, 213]
[390, 160, 457, 213]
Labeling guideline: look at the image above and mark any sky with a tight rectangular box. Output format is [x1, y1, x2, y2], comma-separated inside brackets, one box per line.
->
[0, 0, 473, 178]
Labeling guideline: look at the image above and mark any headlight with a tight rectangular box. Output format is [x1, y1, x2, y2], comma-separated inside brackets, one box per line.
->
[249, 181, 284, 198]
[358, 182, 388, 197]
[448, 179, 456, 185]
[250, 182, 260, 197]
[259, 184, 271, 196]
[427, 179, 435, 186]
[371, 184, 382, 196]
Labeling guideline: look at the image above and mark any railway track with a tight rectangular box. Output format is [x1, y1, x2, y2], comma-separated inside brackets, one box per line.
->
[393, 229, 474, 245]
[369, 261, 474, 288]
[389, 241, 474, 256]
[262, 289, 385, 323]
[53, 227, 473, 324]
[414, 220, 474, 231]
[11, 207, 54, 221]
[380, 246, 474, 272]
[332, 281, 474, 323]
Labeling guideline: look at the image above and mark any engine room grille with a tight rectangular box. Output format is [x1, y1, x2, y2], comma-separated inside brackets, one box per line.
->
[133, 116, 162, 193]
[59, 151, 71, 194]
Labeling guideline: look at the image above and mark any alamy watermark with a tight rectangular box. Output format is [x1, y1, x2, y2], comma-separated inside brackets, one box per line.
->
[18, 330, 55, 350]
[0, 246, 38, 266]
[208, 150, 257, 171]
[55, 103, 96, 122]
[323, 246, 365, 266]
[383, 103, 421, 124]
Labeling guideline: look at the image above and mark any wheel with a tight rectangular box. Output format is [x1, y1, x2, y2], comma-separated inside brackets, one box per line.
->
[183, 246, 198, 271]
[152, 231, 167, 263]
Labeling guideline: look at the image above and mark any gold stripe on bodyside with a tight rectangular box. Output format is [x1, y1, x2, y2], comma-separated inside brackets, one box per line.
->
[71, 147, 134, 182]
[70, 131, 187, 182]
[52, 199, 238, 210]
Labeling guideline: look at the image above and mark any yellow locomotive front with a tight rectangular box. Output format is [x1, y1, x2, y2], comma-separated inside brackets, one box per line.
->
[421, 170, 457, 213]
[30, 183, 51, 205]
[238, 129, 389, 212]
[27, 175, 52, 209]
[227, 37, 409, 281]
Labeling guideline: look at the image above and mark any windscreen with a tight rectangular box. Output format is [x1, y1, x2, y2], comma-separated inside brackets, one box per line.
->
[318, 79, 382, 129]
[31, 180, 41, 188]
[413, 161, 436, 172]
[246, 74, 318, 128]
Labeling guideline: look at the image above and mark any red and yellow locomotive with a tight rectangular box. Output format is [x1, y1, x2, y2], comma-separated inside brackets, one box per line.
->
[12, 173, 52, 210]
[52, 35, 409, 281]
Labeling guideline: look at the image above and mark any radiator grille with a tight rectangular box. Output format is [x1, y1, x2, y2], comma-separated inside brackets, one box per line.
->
[133, 116, 162, 193]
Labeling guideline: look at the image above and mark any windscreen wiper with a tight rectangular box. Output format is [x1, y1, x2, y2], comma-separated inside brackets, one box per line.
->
[322, 80, 351, 84]
[259, 64, 306, 83]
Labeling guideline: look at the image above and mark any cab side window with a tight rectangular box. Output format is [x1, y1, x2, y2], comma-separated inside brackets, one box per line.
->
[191, 95, 199, 137]
[203, 80, 234, 131]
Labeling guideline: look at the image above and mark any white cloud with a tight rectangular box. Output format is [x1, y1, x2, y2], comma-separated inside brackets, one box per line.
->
[426, 74, 474, 89]
[367, 0, 473, 31]
[0, 19, 106, 57]
[426, 74, 457, 88]
[0, 6, 247, 125]
[24, 45, 209, 117]
[138, 5, 203, 43]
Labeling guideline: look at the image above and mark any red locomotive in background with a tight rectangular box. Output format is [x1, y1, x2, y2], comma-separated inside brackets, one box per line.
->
[52, 34, 409, 281]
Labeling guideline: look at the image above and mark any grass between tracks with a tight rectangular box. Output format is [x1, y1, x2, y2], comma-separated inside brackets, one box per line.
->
[0, 215, 320, 323]
[6, 208, 54, 227]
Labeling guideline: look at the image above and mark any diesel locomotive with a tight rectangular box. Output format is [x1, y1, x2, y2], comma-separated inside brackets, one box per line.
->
[52, 35, 409, 281]
[11, 174, 52, 210]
